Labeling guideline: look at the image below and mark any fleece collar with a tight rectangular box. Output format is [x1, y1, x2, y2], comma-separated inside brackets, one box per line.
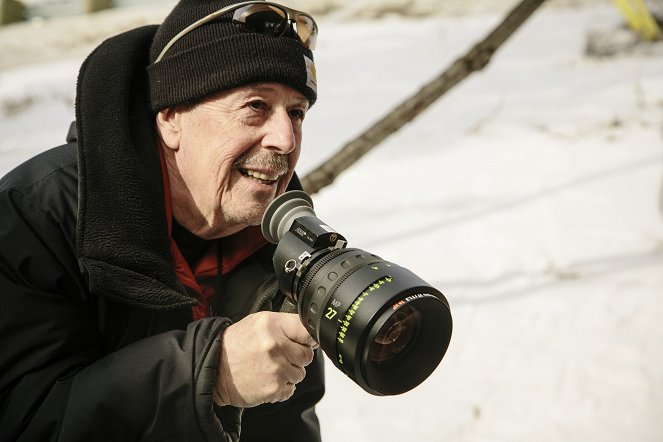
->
[75, 25, 271, 310]
[75, 25, 196, 309]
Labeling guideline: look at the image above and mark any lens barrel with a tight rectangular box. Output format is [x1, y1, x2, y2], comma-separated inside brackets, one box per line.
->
[262, 191, 453, 396]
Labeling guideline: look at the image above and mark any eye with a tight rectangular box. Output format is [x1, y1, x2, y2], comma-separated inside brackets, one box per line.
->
[248, 99, 269, 113]
[289, 108, 306, 122]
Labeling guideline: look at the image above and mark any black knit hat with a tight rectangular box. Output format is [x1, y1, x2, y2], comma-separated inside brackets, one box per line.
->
[147, 0, 317, 112]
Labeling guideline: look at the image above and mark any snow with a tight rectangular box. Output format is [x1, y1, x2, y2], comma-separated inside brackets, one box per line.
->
[1, 1, 663, 441]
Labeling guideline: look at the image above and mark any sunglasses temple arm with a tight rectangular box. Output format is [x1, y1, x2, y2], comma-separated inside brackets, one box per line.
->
[154, 1, 258, 63]
[154, 1, 315, 63]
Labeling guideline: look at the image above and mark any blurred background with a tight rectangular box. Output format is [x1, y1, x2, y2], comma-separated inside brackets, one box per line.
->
[1, 0, 662, 440]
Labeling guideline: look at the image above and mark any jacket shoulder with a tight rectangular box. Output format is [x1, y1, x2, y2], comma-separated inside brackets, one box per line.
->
[0, 142, 78, 194]
[0, 142, 79, 248]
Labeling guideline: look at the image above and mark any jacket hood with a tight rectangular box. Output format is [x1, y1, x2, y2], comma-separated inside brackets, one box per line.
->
[75, 25, 196, 309]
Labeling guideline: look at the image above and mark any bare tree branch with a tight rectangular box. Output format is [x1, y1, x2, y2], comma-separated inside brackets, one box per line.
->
[301, 0, 547, 195]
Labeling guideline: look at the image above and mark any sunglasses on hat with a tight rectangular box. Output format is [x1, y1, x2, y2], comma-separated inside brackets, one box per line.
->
[155, 1, 318, 63]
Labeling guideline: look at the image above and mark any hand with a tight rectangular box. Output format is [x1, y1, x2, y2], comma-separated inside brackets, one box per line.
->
[214, 311, 318, 408]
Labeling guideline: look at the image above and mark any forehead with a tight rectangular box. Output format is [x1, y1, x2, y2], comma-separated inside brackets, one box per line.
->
[213, 82, 309, 104]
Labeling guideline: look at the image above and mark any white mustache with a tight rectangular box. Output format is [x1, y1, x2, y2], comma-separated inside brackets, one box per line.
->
[233, 152, 290, 174]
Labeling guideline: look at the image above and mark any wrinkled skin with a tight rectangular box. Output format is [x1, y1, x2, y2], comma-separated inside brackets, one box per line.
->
[156, 81, 309, 239]
[156, 82, 317, 407]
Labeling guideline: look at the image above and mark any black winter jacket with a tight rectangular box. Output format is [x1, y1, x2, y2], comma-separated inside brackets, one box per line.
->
[0, 25, 324, 441]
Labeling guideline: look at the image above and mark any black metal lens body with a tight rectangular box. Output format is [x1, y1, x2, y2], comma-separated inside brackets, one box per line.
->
[262, 191, 453, 396]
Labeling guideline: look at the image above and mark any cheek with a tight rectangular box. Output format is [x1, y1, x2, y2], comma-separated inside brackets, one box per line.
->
[209, 128, 257, 175]
[290, 138, 302, 168]
[188, 133, 245, 188]
[279, 146, 302, 194]
[209, 148, 238, 179]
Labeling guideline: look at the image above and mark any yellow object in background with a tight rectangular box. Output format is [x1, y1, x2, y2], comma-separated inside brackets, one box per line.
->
[613, 0, 662, 40]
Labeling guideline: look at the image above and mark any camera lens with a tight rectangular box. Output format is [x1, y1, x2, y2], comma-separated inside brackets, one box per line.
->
[262, 191, 453, 396]
[369, 305, 419, 366]
[295, 248, 452, 396]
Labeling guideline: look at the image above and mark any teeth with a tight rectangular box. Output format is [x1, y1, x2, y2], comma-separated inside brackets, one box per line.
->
[245, 169, 281, 181]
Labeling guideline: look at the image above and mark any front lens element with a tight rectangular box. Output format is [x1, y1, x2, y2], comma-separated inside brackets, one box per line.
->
[369, 305, 420, 366]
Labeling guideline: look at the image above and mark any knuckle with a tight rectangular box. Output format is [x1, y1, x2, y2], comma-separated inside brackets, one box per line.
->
[303, 347, 314, 365]
[254, 311, 274, 329]
[296, 366, 306, 383]
[296, 346, 314, 366]
[261, 337, 279, 355]
[279, 384, 296, 402]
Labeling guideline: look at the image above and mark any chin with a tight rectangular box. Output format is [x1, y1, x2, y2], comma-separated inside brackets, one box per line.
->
[237, 199, 271, 228]
[276, 173, 294, 197]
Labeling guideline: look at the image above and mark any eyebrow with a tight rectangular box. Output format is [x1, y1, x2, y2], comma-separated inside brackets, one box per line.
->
[248, 84, 308, 106]
[248, 84, 276, 93]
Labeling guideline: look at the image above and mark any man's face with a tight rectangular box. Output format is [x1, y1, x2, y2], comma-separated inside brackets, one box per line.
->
[158, 82, 309, 239]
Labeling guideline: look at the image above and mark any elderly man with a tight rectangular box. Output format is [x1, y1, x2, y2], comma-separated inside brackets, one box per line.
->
[0, 0, 324, 441]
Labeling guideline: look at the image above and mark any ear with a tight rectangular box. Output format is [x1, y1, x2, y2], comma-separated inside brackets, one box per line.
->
[155, 107, 182, 151]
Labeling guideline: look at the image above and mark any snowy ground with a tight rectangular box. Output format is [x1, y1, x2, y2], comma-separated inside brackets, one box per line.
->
[1, 1, 663, 441]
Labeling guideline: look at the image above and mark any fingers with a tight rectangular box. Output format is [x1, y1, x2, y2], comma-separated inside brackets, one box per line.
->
[275, 382, 297, 404]
[275, 314, 317, 369]
[278, 313, 318, 348]
[260, 364, 303, 405]
[283, 340, 315, 369]
[216, 311, 317, 408]
[284, 363, 307, 385]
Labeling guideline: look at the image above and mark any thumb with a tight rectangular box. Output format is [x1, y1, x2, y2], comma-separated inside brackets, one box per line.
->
[279, 313, 318, 348]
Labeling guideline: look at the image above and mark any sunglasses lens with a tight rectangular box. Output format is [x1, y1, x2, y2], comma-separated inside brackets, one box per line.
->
[296, 14, 317, 50]
[233, 5, 288, 37]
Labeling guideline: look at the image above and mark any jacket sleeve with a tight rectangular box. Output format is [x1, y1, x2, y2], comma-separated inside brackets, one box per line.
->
[0, 186, 240, 441]
[213, 246, 326, 442]
[240, 349, 325, 442]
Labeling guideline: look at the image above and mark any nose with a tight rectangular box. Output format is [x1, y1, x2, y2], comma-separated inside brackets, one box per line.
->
[262, 109, 297, 155]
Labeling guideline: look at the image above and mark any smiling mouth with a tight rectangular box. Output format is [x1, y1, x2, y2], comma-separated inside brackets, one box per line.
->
[239, 168, 283, 185]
